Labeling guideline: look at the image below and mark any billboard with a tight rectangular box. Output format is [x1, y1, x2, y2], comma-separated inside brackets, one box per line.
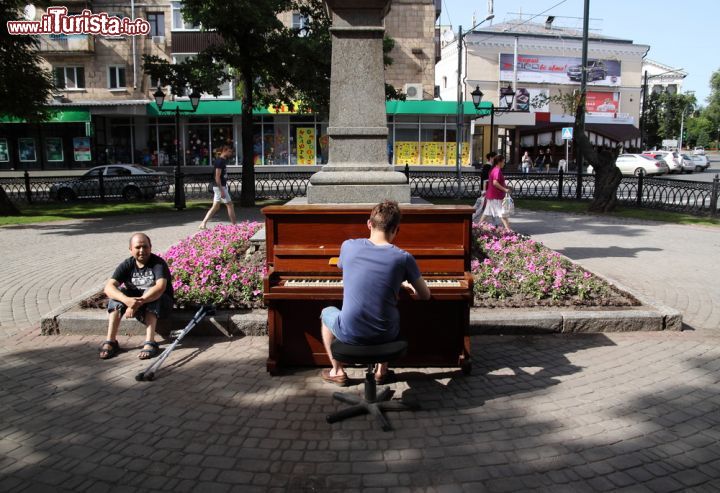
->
[515, 88, 549, 112]
[586, 91, 619, 115]
[500, 54, 621, 86]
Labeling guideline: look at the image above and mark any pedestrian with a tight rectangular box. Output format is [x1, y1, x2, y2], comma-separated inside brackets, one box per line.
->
[199, 145, 237, 230]
[543, 149, 553, 173]
[478, 155, 512, 231]
[534, 152, 544, 172]
[521, 151, 532, 174]
[99, 233, 174, 360]
[319, 200, 432, 386]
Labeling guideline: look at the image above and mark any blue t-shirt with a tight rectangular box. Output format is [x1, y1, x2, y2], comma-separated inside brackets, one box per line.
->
[213, 157, 228, 186]
[335, 238, 421, 345]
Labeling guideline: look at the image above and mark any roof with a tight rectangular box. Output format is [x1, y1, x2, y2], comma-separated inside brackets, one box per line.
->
[520, 121, 640, 142]
[473, 20, 634, 44]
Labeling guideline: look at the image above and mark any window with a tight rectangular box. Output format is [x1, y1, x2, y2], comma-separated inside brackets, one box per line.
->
[53, 66, 85, 89]
[147, 12, 165, 37]
[292, 12, 309, 36]
[108, 66, 127, 89]
[104, 12, 127, 38]
[171, 2, 200, 30]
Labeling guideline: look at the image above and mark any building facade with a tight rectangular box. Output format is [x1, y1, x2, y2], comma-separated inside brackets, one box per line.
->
[2, 0, 452, 170]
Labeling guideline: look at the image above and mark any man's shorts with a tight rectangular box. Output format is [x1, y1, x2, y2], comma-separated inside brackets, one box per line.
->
[212, 186, 232, 204]
[107, 289, 173, 324]
[320, 306, 341, 338]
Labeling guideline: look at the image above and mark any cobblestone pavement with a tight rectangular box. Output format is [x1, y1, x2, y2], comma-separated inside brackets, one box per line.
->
[2, 330, 720, 491]
[1, 208, 720, 491]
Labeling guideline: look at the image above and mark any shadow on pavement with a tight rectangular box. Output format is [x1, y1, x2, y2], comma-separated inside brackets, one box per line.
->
[554, 245, 663, 260]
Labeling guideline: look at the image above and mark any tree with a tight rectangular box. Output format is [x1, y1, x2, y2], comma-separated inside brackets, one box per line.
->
[0, 1, 57, 215]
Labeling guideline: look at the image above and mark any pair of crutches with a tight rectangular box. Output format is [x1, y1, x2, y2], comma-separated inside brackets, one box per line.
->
[135, 304, 216, 382]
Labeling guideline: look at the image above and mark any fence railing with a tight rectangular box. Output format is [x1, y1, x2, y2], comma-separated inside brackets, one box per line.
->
[3, 169, 719, 216]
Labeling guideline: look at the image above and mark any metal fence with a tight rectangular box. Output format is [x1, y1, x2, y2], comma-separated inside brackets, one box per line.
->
[3, 169, 719, 216]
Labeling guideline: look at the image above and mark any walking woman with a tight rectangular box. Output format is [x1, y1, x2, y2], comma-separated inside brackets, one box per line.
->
[478, 155, 512, 231]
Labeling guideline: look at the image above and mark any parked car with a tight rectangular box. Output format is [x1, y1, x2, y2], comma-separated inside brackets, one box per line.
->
[50, 165, 170, 202]
[567, 60, 607, 82]
[679, 154, 696, 173]
[585, 154, 668, 176]
[692, 146, 705, 155]
[691, 154, 710, 171]
[642, 151, 682, 173]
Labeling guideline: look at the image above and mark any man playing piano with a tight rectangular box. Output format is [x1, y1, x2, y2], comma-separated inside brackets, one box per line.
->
[319, 200, 432, 386]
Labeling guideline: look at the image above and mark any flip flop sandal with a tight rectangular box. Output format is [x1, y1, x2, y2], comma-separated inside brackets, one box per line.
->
[375, 369, 396, 385]
[138, 341, 160, 360]
[99, 340, 120, 360]
[320, 368, 348, 387]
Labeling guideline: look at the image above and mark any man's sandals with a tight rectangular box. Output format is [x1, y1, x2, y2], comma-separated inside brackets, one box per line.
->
[99, 340, 120, 359]
[138, 341, 160, 360]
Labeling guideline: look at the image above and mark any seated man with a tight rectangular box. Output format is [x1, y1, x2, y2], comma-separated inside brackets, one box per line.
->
[99, 233, 174, 360]
[320, 200, 431, 386]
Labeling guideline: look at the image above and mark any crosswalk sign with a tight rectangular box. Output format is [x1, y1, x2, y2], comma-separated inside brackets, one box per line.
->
[562, 127, 573, 140]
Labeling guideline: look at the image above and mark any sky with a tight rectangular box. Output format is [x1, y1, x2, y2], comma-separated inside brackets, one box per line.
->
[441, 0, 719, 105]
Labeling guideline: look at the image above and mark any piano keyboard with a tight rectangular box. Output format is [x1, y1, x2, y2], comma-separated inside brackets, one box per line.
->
[285, 279, 462, 287]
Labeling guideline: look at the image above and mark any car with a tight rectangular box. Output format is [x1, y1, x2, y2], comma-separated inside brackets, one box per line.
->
[679, 154, 695, 173]
[567, 60, 607, 82]
[642, 150, 682, 173]
[50, 164, 170, 202]
[692, 146, 705, 156]
[585, 154, 668, 176]
[690, 154, 710, 171]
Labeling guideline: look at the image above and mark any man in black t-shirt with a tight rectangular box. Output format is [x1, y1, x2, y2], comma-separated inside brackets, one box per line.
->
[99, 233, 173, 360]
[199, 145, 237, 230]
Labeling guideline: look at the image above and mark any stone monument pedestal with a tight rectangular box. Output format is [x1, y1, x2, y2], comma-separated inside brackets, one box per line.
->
[307, 0, 411, 204]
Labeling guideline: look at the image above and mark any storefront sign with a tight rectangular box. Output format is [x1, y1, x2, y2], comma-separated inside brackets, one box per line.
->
[295, 127, 315, 165]
[45, 137, 64, 161]
[18, 138, 36, 162]
[0, 139, 8, 162]
[73, 136, 92, 162]
[585, 91, 619, 115]
[500, 54, 621, 87]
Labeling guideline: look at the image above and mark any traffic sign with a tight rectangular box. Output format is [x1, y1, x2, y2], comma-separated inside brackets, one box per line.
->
[562, 127, 573, 140]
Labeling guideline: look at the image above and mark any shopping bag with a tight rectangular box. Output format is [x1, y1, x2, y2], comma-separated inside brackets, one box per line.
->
[501, 195, 514, 216]
[472, 193, 485, 221]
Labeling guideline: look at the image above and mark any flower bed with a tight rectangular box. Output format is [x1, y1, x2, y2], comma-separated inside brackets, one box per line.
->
[471, 223, 637, 308]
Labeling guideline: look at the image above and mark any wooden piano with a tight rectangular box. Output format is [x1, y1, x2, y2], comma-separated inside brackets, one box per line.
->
[262, 204, 475, 375]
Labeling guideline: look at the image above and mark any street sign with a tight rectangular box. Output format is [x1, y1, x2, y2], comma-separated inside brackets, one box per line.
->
[562, 127, 573, 140]
[662, 139, 678, 148]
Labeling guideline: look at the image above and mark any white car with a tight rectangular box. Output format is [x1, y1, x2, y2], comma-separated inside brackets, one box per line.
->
[586, 154, 668, 176]
[692, 147, 705, 156]
[642, 151, 682, 173]
[679, 154, 695, 173]
[691, 154, 710, 171]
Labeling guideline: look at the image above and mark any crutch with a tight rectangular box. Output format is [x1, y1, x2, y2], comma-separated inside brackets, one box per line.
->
[135, 304, 216, 382]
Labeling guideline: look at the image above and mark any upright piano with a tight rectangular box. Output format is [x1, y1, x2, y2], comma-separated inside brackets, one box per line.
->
[262, 204, 475, 375]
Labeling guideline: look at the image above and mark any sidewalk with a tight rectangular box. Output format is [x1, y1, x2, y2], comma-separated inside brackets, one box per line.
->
[1, 208, 719, 491]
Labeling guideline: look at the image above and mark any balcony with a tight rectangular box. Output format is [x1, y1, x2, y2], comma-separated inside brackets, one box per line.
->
[38, 34, 95, 55]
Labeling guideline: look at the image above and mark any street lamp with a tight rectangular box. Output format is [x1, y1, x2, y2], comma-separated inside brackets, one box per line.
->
[454, 13, 495, 184]
[154, 86, 201, 210]
[470, 84, 516, 155]
[679, 103, 695, 151]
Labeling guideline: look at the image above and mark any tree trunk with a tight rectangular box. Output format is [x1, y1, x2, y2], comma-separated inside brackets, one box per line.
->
[0, 187, 20, 215]
[239, 70, 256, 207]
[573, 102, 622, 213]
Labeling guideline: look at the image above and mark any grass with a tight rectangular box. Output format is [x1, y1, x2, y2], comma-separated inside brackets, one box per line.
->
[434, 197, 720, 227]
[0, 198, 286, 227]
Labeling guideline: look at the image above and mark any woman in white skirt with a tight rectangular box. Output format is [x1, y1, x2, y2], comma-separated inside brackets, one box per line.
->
[478, 155, 512, 231]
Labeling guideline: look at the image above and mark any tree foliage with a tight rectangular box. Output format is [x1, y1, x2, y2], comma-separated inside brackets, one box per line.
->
[0, 1, 56, 122]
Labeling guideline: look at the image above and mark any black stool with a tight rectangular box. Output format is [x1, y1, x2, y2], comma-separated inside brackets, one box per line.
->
[326, 339, 417, 431]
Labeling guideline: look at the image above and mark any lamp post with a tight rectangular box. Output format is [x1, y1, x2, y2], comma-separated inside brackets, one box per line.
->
[455, 14, 495, 185]
[154, 86, 201, 210]
[470, 84, 516, 159]
[678, 104, 694, 151]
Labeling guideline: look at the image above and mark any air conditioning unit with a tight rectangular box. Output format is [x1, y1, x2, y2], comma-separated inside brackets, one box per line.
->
[404, 83, 423, 101]
[151, 36, 165, 44]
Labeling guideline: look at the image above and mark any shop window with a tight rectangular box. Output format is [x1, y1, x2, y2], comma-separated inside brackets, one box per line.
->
[18, 138, 37, 162]
[108, 66, 127, 89]
[292, 12, 309, 36]
[171, 2, 200, 30]
[54, 66, 85, 90]
[187, 123, 210, 166]
[45, 137, 64, 162]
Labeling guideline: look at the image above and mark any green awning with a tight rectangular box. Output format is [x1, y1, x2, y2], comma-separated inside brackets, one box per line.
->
[385, 100, 492, 116]
[147, 100, 242, 116]
[0, 109, 91, 124]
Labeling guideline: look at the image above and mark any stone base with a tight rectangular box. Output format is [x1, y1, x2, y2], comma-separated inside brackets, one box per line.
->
[306, 182, 411, 204]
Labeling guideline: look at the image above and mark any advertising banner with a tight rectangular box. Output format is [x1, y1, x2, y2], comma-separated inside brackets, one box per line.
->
[0, 139, 8, 162]
[72, 136, 91, 162]
[295, 127, 315, 165]
[515, 88, 549, 112]
[500, 54, 621, 86]
[585, 91, 619, 115]
[45, 137, 64, 161]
